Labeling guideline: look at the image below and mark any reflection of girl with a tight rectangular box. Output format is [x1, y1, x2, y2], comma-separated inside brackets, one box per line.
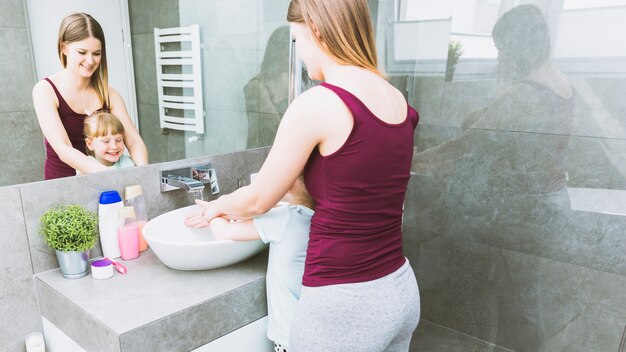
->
[187, 1, 420, 350]
[82, 112, 135, 171]
[32, 12, 147, 179]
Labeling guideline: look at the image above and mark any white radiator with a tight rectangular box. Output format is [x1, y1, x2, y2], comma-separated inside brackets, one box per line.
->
[154, 24, 204, 134]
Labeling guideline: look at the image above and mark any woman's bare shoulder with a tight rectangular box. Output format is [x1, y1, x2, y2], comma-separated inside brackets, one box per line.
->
[32, 79, 57, 104]
[288, 84, 347, 116]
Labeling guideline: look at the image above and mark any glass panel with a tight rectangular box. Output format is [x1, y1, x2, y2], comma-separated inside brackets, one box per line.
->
[390, 0, 626, 350]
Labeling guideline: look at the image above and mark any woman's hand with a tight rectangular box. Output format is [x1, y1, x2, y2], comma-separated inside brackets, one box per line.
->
[184, 199, 222, 228]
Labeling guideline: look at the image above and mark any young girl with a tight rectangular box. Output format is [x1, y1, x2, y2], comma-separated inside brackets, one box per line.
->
[82, 112, 135, 170]
[209, 176, 313, 352]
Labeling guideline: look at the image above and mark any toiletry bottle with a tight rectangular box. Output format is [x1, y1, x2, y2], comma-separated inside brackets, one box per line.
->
[118, 206, 140, 260]
[99, 191, 124, 259]
[124, 185, 149, 252]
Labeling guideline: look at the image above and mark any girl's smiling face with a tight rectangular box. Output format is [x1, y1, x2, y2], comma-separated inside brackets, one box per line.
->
[86, 132, 124, 166]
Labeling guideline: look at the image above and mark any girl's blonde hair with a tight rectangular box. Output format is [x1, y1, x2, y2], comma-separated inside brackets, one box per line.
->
[290, 176, 315, 210]
[58, 12, 109, 108]
[84, 112, 125, 155]
[287, 0, 380, 75]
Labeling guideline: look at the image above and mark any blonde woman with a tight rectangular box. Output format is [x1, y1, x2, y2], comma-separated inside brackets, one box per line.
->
[186, 0, 420, 350]
[32, 12, 147, 179]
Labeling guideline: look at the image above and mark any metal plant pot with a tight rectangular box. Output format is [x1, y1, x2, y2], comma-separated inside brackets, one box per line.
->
[55, 250, 90, 279]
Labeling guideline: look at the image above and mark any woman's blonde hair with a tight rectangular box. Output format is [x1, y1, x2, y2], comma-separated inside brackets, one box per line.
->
[84, 112, 125, 155]
[287, 0, 380, 75]
[58, 12, 109, 108]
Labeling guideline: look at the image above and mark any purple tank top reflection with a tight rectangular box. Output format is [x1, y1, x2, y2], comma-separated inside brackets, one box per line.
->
[302, 82, 419, 287]
[43, 78, 89, 180]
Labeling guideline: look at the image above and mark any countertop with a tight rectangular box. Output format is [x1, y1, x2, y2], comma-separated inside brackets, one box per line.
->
[35, 249, 268, 352]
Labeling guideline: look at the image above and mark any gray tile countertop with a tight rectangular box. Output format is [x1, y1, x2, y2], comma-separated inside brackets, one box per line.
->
[35, 249, 269, 352]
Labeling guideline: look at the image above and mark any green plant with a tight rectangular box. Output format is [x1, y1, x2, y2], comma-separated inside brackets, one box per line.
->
[447, 40, 464, 67]
[39, 205, 98, 252]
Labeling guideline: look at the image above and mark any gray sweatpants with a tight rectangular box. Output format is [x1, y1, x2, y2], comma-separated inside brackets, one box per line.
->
[289, 259, 420, 352]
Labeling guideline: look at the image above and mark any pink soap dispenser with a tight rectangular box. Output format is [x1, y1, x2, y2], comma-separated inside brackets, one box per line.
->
[117, 206, 139, 260]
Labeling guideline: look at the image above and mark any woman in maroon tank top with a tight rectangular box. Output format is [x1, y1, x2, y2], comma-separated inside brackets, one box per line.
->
[32, 12, 147, 179]
[186, 1, 420, 350]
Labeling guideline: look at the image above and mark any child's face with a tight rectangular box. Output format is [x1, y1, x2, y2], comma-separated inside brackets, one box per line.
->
[86, 132, 125, 166]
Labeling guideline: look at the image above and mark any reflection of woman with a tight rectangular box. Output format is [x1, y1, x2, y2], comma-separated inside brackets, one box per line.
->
[32, 12, 147, 179]
[187, 0, 420, 350]
[244, 26, 290, 148]
[412, 5, 575, 349]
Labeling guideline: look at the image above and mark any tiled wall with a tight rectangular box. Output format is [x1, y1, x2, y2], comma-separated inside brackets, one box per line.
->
[129, 0, 185, 164]
[178, 0, 292, 157]
[0, 0, 44, 187]
[0, 147, 269, 351]
[129, 0, 297, 162]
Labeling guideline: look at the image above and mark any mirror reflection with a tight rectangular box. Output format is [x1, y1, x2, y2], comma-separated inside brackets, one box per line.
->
[2, 0, 300, 187]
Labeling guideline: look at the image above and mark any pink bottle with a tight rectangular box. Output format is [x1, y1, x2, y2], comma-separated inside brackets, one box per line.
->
[118, 206, 139, 260]
[124, 185, 149, 252]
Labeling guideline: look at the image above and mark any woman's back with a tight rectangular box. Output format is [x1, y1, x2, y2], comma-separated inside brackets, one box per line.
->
[302, 74, 419, 287]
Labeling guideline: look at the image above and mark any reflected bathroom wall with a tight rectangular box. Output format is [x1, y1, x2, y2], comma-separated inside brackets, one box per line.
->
[394, 0, 626, 351]
[0, 0, 43, 186]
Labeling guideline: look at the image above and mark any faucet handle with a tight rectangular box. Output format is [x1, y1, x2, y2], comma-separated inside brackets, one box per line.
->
[192, 165, 219, 195]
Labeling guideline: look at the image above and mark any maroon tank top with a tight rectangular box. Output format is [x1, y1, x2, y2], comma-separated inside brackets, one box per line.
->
[43, 78, 101, 180]
[302, 82, 419, 287]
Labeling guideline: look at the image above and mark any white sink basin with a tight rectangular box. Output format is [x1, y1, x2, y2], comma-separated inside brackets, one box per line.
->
[142, 205, 267, 270]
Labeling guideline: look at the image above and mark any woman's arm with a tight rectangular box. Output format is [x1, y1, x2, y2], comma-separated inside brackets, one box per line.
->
[108, 87, 148, 165]
[32, 81, 108, 174]
[185, 87, 335, 228]
[209, 217, 261, 241]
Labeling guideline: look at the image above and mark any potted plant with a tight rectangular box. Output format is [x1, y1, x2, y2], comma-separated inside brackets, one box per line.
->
[445, 40, 464, 81]
[39, 204, 98, 279]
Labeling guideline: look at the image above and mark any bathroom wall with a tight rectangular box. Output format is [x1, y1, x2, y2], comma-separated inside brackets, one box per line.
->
[129, 0, 186, 164]
[129, 0, 296, 162]
[398, 2, 626, 351]
[0, 147, 269, 352]
[0, 0, 44, 187]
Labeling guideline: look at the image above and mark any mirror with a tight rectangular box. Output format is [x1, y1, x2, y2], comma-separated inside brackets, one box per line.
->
[1, 0, 294, 187]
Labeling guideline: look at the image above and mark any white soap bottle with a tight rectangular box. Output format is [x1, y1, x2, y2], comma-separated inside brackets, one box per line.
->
[98, 190, 124, 258]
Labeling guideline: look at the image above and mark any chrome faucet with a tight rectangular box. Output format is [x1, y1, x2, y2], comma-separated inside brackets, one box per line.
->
[162, 175, 205, 192]
[160, 164, 220, 194]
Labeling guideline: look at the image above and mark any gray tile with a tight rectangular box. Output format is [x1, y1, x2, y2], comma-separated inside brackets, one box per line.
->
[258, 113, 281, 147]
[202, 109, 250, 154]
[410, 125, 626, 276]
[158, 0, 180, 28]
[257, 26, 290, 115]
[414, 236, 626, 352]
[411, 320, 512, 352]
[36, 279, 119, 352]
[137, 103, 167, 163]
[120, 278, 266, 351]
[0, 111, 44, 187]
[244, 112, 260, 149]
[0, 28, 36, 112]
[259, 0, 290, 24]
[202, 49, 259, 111]
[131, 33, 158, 105]
[0, 0, 25, 27]
[0, 187, 41, 352]
[129, 0, 160, 34]
[179, 0, 258, 51]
